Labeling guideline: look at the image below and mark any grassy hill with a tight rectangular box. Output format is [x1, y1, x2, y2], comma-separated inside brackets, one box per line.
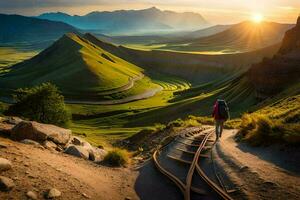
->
[0, 33, 160, 101]
[83, 34, 280, 83]
[155, 21, 293, 53]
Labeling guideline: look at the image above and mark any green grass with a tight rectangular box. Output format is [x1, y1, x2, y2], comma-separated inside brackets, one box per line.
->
[0, 33, 149, 100]
[0, 47, 37, 70]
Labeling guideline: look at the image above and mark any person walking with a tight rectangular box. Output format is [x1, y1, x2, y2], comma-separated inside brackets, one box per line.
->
[212, 99, 230, 140]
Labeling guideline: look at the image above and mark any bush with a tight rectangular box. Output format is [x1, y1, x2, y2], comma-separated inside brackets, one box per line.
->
[103, 148, 129, 167]
[5, 83, 70, 126]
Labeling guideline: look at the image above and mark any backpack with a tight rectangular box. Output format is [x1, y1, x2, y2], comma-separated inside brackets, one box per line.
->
[217, 100, 229, 120]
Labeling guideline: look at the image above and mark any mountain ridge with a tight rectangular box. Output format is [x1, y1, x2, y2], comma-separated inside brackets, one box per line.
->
[0, 13, 78, 44]
[38, 7, 208, 34]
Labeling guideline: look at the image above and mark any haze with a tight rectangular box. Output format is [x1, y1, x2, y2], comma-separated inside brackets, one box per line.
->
[0, 0, 299, 24]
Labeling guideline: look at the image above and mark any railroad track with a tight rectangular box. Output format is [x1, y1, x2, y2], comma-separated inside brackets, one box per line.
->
[153, 127, 233, 200]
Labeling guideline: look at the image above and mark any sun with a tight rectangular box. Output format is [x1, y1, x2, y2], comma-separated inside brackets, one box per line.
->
[252, 13, 264, 23]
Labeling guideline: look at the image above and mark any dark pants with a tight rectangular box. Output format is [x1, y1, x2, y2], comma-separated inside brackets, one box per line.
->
[215, 120, 224, 140]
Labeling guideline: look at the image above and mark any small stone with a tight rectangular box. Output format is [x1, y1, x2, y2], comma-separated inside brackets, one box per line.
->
[0, 176, 15, 191]
[125, 197, 131, 200]
[0, 143, 8, 148]
[263, 181, 278, 187]
[0, 158, 12, 171]
[82, 193, 90, 198]
[47, 188, 61, 198]
[26, 191, 38, 200]
[239, 166, 249, 171]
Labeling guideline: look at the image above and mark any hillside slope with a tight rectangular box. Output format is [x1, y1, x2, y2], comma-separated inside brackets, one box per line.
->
[83, 33, 280, 83]
[248, 17, 300, 98]
[0, 14, 78, 43]
[0, 33, 152, 100]
[160, 21, 293, 53]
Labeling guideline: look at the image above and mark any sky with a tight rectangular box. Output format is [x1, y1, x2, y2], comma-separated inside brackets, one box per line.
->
[0, 0, 299, 24]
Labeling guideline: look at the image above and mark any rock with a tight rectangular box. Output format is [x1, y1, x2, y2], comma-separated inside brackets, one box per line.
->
[82, 193, 90, 199]
[43, 141, 57, 151]
[0, 176, 15, 191]
[46, 188, 61, 198]
[88, 148, 107, 162]
[0, 123, 14, 135]
[11, 121, 71, 145]
[3, 116, 23, 125]
[0, 158, 12, 171]
[21, 139, 41, 146]
[125, 197, 131, 200]
[71, 136, 82, 145]
[0, 143, 8, 148]
[64, 145, 89, 159]
[26, 191, 38, 200]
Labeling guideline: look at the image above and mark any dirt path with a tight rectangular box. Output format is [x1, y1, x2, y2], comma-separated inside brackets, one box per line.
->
[0, 137, 139, 200]
[213, 129, 300, 200]
[66, 87, 163, 105]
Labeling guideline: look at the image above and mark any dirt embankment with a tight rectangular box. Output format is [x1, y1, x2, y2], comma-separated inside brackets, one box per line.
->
[0, 137, 138, 200]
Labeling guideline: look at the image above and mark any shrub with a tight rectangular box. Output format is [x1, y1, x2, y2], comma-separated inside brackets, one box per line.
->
[167, 118, 184, 128]
[236, 112, 300, 146]
[5, 83, 70, 126]
[103, 148, 129, 167]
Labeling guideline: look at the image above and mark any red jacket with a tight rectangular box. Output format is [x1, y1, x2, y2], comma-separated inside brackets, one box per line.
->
[212, 101, 224, 120]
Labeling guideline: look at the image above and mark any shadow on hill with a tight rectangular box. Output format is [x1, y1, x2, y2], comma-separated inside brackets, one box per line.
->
[134, 160, 182, 200]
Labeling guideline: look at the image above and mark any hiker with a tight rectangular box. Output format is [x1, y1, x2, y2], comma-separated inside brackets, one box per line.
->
[212, 99, 230, 140]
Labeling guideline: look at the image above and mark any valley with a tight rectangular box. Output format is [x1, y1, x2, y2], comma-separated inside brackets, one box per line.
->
[0, 4, 299, 200]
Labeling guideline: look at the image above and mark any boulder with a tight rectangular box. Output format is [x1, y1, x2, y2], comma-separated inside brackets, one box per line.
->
[0, 123, 14, 135]
[11, 121, 71, 145]
[0, 176, 15, 191]
[88, 148, 107, 162]
[0, 158, 12, 171]
[64, 145, 89, 159]
[46, 188, 61, 198]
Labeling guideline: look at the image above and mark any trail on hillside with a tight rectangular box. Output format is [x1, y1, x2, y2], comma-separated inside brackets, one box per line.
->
[66, 86, 163, 105]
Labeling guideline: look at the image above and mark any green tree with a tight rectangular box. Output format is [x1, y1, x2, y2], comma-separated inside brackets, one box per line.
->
[5, 83, 70, 126]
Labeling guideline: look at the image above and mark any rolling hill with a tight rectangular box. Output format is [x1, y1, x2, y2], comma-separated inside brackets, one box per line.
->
[38, 7, 208, 34]
[159, 21, 293, 53]
[0, 14, 78, 43]
[248, 16, 300, 98]
[82, 33, 281, 83]
[0, 33, 160, 101]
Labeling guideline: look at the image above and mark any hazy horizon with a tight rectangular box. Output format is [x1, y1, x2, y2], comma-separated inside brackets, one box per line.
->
[0, 0, 299, 24]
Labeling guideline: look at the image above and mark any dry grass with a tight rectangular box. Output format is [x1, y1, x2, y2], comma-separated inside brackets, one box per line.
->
[103, 148, 130, 167]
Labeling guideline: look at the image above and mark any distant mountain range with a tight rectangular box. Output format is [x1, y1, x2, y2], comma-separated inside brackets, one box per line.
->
[37, 7, 209, 34]
[0, 14, 78, 44]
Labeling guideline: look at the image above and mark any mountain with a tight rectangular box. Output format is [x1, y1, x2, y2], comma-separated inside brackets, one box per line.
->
[38, 7, 208, 34]
[186, 24, 232, 39]
[248, 16, 300, 98]
[161, 21, 293, 53]
[0, 14, 78, 43]
[0, 33, 152, 100]
[83, 33, 280, 83]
